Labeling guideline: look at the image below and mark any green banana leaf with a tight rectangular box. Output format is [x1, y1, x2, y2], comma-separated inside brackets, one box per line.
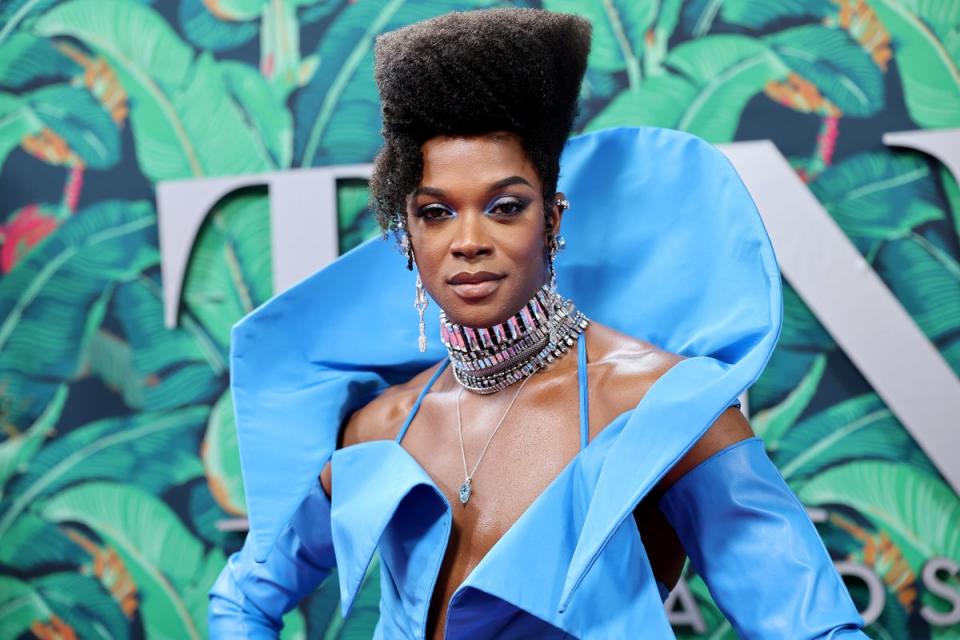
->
[81, 329, 144, 408]
[0, 570, 129, 639]
[750, 284, 835, 413]
[36, 0, 276, 180]
[202, 388, 246, 516]
[282, 607, 307, 640]
[645, 0, 683, 77]
[797, 462, 960, 572]
[181, 188, 273, 350]
[0, 406, 208, 543]
[178, 0, 261, 52]
[302, 573, 341, 639]
[681, 0, 833, 35]
[869, 0, 960, 129]
[261, 0, 318, 100]
[0, 385, 66, 499]
[186, 478, 233, 548]
[941, 165, 960, 247]
[0, 91, 41, 170]
[766, 25, 884, 117]
[23, 83, 120, 169]
[874, 232, 960, 347]
[0, 200, 157, 429]
[749, 347, 821, 412]
[336, 178, 378, 254]
[752, 353, 826, 448]
[543, 0, 657, 86]
[810, 151, 943, 257]
[779, 283, 836, 350]
[0, 574, 55, 639]
[41, 481, 226, 640]
[222, 60, 294, 168]
[111, 273, 226, 410]
[0, 0, 59, 45]
[774, 393, 937, 484]
[587, 34, 790, 142]
[33, 571, 130, 640]
[0, 32, 80, 89]
[0, 512, 86, 571]
[293, 0, 499, 167]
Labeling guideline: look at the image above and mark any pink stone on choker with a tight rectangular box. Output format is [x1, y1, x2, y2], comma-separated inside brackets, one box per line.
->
[440, 284, 589, 394]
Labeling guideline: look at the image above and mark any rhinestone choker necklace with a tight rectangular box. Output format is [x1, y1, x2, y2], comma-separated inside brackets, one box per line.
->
[440, 284, 589, 394]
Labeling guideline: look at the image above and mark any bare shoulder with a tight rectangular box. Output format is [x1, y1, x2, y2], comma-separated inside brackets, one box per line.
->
[584, 322, 754, 492]
[583, 322, 683, 433]
[339, 362, 446, 448]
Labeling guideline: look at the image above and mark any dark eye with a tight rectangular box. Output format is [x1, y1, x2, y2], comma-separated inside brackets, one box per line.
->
[487, 197, 528, 217]
[416, 204, 454, 221]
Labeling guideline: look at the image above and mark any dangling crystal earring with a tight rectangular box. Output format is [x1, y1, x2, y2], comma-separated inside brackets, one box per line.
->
[415, 273, 428, 352]
[547, 233, 566, 293]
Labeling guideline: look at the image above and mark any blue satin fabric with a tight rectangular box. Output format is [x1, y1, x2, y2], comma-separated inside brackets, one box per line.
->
[209, 127, 867, 637]
[660, 438, 865, 639]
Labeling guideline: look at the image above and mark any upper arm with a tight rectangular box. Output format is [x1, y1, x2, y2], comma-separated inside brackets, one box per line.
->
[657, 405, 754, 494]
[319, 384, 417, 498]
[636, 405, 753, 592]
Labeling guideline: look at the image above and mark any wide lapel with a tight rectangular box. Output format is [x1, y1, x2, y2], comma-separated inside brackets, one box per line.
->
[330, 440, 449, 617]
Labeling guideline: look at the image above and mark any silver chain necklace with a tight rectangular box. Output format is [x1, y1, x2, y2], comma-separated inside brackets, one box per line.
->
[455, 374, 533, 505]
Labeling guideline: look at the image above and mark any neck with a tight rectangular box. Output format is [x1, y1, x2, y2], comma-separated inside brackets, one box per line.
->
[440, 283, 589, 394]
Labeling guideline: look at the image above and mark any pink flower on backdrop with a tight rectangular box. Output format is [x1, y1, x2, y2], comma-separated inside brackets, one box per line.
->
[0, 204, 60, 274]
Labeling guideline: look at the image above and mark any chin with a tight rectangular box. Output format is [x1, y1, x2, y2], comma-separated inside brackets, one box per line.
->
[438, 292, 520, 328]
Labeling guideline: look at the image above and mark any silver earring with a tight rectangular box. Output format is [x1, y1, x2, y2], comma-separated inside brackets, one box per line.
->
[415, 274, 428, 352]
[547, 236, 560, 293]
[554, 198, 570, 211]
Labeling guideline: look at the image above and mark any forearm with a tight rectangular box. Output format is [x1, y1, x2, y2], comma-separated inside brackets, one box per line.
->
[659, 437, 867, 639]
[209, 480, 336, 638]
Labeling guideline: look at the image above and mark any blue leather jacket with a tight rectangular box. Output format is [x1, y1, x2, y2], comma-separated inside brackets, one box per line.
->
[208, 128, 868, 638]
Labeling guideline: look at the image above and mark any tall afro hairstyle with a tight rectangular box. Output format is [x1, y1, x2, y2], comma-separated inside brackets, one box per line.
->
[370, 8, 591, 251]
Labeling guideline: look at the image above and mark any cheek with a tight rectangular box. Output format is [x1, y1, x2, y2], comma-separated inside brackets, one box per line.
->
[409, 232, 446, 290]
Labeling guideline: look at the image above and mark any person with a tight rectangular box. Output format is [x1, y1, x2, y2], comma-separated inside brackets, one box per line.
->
[209, 8, 868, 639]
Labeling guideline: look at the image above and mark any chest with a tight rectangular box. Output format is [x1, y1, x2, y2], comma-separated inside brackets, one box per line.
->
[398, 388, 584, 568]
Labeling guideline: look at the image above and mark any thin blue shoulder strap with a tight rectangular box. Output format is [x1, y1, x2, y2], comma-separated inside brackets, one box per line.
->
[396, 359, 450, 444]
[578, 336, 589, 450]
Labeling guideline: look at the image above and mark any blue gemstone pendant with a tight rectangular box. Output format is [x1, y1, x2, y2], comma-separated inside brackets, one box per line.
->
[459, 478, 472, 505]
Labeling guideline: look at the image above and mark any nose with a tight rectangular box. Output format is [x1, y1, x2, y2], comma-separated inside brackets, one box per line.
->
[450, 211, 493, 261]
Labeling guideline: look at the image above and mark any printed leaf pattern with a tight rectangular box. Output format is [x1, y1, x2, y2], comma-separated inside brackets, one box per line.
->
[1, 1, 958, 638]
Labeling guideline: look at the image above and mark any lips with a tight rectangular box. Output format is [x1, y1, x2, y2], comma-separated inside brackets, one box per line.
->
[448, 271, 505, 300]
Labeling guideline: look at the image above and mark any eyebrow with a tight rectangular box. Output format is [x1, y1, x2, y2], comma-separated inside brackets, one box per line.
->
[412, 175, 534, 198]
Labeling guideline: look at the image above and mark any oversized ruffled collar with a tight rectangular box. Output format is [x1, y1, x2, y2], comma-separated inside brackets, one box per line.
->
[228, 127, 782, 616]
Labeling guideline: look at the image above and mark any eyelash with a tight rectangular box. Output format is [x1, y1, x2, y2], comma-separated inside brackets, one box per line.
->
[414, 197, 530, 221]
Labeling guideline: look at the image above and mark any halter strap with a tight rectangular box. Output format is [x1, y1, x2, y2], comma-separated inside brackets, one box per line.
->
[577, 336, 589, 449]
[395, 359, 450, 443]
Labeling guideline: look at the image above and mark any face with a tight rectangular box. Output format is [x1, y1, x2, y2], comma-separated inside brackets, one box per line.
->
[406, 132, 563, 327]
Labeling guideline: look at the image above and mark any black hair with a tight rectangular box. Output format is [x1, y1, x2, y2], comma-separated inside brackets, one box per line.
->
[370, 8, 591, 249]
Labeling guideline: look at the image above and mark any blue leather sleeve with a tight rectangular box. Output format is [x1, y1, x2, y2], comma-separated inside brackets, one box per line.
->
[659, 437, 868, 639]
[209, 479, 337, 638]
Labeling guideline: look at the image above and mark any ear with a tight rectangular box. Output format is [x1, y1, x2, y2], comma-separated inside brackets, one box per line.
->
[548, 191, 566, 236]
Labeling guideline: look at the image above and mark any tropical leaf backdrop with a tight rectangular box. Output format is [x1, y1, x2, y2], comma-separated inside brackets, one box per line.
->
[1, 0, 958, 638]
